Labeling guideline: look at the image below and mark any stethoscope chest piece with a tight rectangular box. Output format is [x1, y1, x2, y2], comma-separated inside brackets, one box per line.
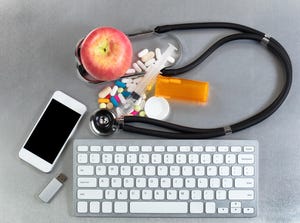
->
[90, 109, 118, 136]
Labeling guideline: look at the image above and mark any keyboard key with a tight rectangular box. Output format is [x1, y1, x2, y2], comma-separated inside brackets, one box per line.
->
[185, 178, 196, 188]
[244, 166, 254, 176]
[207, 166, 217, 176]
[182, 166, 193, 176]
[235, 178, 254, 188]
[130, 190, 140, 200]
[164, 154, 174, 164]
[151, 154, 162, 163]
[139, 154, 149, 164]
[219, 166, 230, 176]
[188, 154, 199, 163]
[225, 154, 236, 164]
[195, 166, 205, 176]
[154, 190, 165, 200]
[124, 178, 134, 188]
[117, 190, 128, 200]
[145, 166, 156, 176]
[228, 190, 254, 200]
[99, 178, 109, 187]
[90, 146, 101, 152]
[191, 190, 202, 200]
[198, 178, 208, 188]
[222, 178, 233, 188]
[244, 146, 255, 152]
[203, 190, 214, 200]
[120, 166, 131, 176]
[127, 154, 137, 164]
[232, 166, 242, 176]
[238, 154, 254, 164]
[205, 202, 216, 213]
[111, 178, 122, 187]
[167, 146, 177, 152]
[213, 154, 223, 164]
[96, 166, 106, 175]
[157, 166, 168, 176]
[114, 202, 128, 213]
[201, 154, 211, 164]
[129, 146, 139, 152]
[136, 178, 146, 188]
[170, 166, 180, 176]
[90, 153, 100, 163]
[192, 146, 203, 152]
[130, 202, 188, 213]
[231, 146, 242, 152]
[78, 178, 97, 187]
[154, 146, 165, 152]
[105, 190, 116, 199]
[218, 146, 229, 152]
[115, 154, 125, 164]
[90, 201, 100, 213]
[243, 207, 254, 214]
[210, 178, 220, 188]
[173, 178, 183, 188]
[148, 178, 159, 188]
[142, 190, 152, 200]
[102, 154, 113, 163]
[133, 166, 143, 176]
[116, 146, 126, 152]
[77, 146, 88, 152]
[216, 190, 227, 200]
[141, 146, 152, 152]
[77, 201, 88, 213]
[231, 207, 241, 214]
[167, 190, 177, 200]
[205, 146, 216, 152]
[77, 189, 103, 199]
[180, 146, 190, 152]
[78, 154, 88, 163]
[179, 190, 189, 200]
[108, 166, 118, 175]
[190, 202, 203, 213]
[176, 154, 187, 164]
[218, 207, 228, 213]
[77, 166, 94, 175]
[103, 146, 114, 152]
[161, 178, 171, 188]
[102, 202, 112, 213]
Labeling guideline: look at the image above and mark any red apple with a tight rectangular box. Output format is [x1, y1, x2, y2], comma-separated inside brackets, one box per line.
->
[80, 27, 132, 81]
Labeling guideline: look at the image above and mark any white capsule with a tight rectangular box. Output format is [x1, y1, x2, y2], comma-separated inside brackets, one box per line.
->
[118, 93, 126, 104]
[98, 86, 112, 98]
[139, 100, 146, 109]
[155, 48, 162, 60]
[167, 56, 175, 64]
[145, 58, 156, 67]
[110, 85, 118, 96]
[142, 93, 147, 99]
[137, 60, 147, 71]
[141, 51, 155, 63]
[133, 77, 143, 84]
[133, 63, 142, 73]
[135, 97, 143, 106]
[138, 48, 149, 58]
[125, 68, 136, 75]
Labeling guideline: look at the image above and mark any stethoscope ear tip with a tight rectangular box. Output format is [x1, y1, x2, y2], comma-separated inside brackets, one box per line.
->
[89, 109, 118, 136]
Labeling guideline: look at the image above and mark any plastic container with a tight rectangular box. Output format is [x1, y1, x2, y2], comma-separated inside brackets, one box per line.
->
[155, 75, 209, 103]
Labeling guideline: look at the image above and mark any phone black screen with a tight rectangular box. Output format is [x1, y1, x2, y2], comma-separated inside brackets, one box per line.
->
[24, 99, 81, 163]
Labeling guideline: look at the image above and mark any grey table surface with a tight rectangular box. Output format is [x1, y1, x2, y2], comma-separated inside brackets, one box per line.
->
[1, 0, 300, 222]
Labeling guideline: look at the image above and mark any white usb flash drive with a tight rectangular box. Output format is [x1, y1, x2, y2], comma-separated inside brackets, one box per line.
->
[39, 173, 67, 203]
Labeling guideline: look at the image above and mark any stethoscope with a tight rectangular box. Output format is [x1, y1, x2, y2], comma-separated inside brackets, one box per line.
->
[76, 22, 292, 139]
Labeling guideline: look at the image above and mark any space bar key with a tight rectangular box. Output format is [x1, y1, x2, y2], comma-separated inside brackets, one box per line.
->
[130, 202, 188, 213]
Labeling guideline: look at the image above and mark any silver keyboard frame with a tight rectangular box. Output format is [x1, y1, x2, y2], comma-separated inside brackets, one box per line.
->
[73, 139, 258, 218]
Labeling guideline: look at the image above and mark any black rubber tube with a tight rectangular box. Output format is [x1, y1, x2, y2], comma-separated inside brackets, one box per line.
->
[122, 23, 292, 139]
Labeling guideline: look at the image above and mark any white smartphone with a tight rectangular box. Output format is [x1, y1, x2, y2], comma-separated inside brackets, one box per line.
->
[19, 91, 87, 173]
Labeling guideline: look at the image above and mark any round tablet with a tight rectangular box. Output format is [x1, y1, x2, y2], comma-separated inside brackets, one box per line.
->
[144, 96, 170, 120]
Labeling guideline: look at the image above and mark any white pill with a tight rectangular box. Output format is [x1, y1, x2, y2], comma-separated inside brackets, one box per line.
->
[138, 48, 149, 58]
[98, 86, 112, 98]
[118, 93, 126, 104]
[145, 58, 156, 67]
[125, 68, 136, 75]
[110, 85, 118, 96]
[141, 51, 155, 63]
[155, 48, 162, 60]
[167, 56, 175, 64]
[137, 60, 147, 71]
[121, 78, 130, 83]
[133, 63, 142, 73]
[144, 96, 170, 120]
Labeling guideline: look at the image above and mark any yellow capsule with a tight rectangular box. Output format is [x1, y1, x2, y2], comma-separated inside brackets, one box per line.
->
[134, 105, 141, 112]
[98, 98, 110, 104]
[117, 87, 124, 93]
[139, 111, 146, 117]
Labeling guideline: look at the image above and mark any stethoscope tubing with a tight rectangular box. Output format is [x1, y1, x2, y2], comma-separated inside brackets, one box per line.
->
[120, 22, 292, 139]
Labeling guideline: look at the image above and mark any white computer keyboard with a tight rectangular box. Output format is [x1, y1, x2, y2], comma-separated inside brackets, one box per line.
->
[73, 139, 258, 217]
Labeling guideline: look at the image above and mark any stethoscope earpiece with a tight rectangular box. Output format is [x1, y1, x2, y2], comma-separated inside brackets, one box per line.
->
[89, 109, 118, 136]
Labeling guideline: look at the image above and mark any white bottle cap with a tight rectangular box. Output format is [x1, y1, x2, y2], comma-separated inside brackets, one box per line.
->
[144, 96, 170, 120]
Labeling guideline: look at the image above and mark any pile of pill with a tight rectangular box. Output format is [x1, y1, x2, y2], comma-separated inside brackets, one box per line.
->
[97, 47, 176, 117]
